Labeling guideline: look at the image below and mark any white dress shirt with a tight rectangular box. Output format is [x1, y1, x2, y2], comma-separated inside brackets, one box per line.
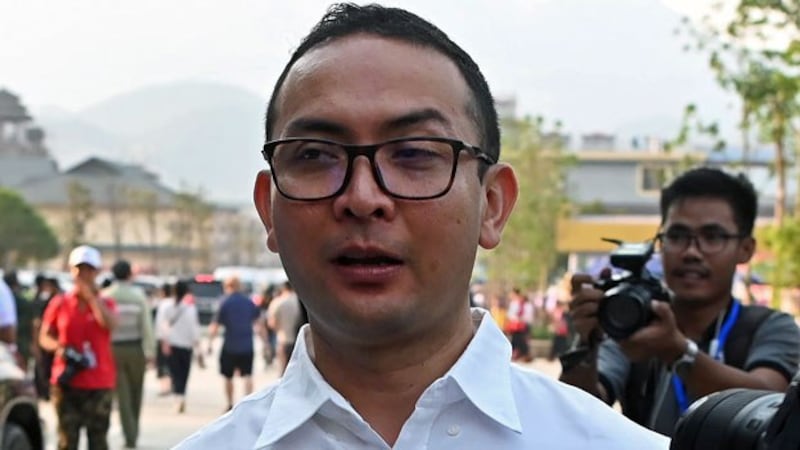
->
[0, 280, 17, 327]
[176, 309, 669, 450]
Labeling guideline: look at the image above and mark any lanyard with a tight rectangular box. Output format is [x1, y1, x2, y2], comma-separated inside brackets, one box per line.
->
[672, 300, 741, 413]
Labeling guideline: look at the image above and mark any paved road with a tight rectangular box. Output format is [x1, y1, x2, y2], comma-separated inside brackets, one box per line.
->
[37, 337, 561, 449]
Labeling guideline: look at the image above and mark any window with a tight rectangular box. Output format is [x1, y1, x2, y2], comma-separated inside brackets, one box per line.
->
[639, 164, 673, 194]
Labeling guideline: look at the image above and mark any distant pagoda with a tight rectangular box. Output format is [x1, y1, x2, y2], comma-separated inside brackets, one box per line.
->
[0, 88, 48, 157]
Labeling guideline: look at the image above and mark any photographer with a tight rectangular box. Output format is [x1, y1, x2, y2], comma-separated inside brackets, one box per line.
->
[559, 167, 800, 437]
[39, 245, 118, 450]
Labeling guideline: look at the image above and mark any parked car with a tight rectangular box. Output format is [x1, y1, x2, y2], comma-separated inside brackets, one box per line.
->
[0, 345, 43, 449]
[186, 276, 224, 325]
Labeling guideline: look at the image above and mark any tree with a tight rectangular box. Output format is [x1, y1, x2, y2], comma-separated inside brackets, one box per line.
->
[0, 188, 59, 269]
[677, 1, 800, 225]
[481, 116, 573, 292]
[106, 182, 128, 261]
[129, 189, 160, 272]
[170, 187, 214, 274]
[64, 180, 94, 251]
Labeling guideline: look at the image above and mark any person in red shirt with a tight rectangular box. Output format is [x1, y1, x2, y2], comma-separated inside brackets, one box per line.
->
[39, 245, 118, 450]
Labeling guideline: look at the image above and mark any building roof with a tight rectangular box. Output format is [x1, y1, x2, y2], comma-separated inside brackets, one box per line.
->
[571, 150, 709, 162]
[15, 157, 177, 207]
[65, 157, 160, 181]
[0, 155, 59, 188]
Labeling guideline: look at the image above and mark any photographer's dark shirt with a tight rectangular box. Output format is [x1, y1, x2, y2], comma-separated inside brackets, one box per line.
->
[597, 308, 800, 436]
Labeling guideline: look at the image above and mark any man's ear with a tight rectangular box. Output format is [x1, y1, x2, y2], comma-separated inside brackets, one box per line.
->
[737, 236, 756, 265]
[253, 170, 279, 253]
[478, 163, 519, 250]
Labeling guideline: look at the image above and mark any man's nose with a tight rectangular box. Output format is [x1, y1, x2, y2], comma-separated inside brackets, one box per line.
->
[681, 236, 704, 259]
[333, 156, 394, 219]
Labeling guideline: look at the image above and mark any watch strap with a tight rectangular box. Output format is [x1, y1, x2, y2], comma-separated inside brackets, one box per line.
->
[672, 338, 699, 375]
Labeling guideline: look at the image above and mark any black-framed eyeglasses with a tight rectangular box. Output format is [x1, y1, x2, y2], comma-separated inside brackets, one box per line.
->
[261, 137, 496, 201]
[655, 227, 747, 255]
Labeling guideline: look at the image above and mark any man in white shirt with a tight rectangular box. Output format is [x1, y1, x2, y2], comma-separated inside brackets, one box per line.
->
[177, 3, 670, 449]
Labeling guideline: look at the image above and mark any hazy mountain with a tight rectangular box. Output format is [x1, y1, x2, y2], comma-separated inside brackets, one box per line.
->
[79, 81, 267, 137]
[37, 113, 128, 170]
[38, 81, 268, 203]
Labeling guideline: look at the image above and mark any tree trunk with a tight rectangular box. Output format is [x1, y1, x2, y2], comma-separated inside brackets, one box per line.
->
[149, 215, 158, 273]
[775, 139, 786, 227]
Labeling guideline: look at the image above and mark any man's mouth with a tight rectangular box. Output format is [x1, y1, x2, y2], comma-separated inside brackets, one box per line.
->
[334, 255, 403, 266]
[673, 267, 711, 280]
[332, 246, 404, 267]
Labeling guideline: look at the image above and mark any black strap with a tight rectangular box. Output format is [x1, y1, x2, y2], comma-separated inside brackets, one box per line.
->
[169, 304, 185, 326]
[723, 305, 774, 369]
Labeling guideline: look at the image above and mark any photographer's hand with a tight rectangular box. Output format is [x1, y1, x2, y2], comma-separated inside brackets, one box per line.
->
[568, 273, 605, 346]
[619, 300, 686, 364]
[559, 273, 610, 403]
[78, 280, 117, 331]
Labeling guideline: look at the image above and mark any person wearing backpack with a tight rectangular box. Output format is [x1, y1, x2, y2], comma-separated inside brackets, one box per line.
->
[560, 167, 800, 437]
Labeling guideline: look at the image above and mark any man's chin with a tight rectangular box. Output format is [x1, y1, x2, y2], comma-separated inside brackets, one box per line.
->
[672, 289, 718, 306]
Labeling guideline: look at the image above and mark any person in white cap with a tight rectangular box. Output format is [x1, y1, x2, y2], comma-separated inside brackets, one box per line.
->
[39, 245, 118, 450]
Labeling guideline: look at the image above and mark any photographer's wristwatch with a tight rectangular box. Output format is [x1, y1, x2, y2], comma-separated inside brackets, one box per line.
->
[672, 338, 699, 377]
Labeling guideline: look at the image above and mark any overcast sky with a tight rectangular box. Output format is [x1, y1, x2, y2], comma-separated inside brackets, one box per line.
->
[1, 0, 743, 142]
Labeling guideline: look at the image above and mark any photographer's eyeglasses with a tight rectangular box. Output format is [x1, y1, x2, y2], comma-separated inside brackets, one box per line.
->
[655, 227, 746, 255]
[261, 137, 496, 201]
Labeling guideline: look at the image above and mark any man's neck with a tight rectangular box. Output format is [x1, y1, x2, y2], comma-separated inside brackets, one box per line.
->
[309, 308, 475, 446]
[673, 295, 732, 341]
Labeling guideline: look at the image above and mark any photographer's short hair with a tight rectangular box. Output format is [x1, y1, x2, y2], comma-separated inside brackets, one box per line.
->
[660, 167, 758, 236]
[264, 3, 500, 162]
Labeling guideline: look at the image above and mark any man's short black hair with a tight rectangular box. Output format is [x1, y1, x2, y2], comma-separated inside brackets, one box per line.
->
[265, 2, 500, 162]
[112, 260, 132, 281]
[660, 167, 758, 236]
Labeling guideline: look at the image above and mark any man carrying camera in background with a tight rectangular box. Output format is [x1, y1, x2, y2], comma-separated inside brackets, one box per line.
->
[39, 245, 118, 450]
[560, 167, 800, 437]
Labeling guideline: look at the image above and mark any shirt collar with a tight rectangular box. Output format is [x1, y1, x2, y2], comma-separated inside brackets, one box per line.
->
[445, 309, 523, 433]
[255, 308, 523, 447]
[255, 325, 332, 448]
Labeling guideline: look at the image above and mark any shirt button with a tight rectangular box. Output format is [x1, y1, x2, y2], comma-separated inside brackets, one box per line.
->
[447, 425, 460, 437]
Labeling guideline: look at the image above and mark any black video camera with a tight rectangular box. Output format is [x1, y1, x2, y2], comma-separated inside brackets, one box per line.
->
[57, 346, 92, 386]
[595, 238, 670, 340]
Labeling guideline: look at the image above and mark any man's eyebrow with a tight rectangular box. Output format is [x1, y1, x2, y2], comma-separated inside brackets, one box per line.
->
[282, 108, 453, 138]
[666, 223, 730, 233]
[382, 108, 452, 131]
[284, 117, 348, 137]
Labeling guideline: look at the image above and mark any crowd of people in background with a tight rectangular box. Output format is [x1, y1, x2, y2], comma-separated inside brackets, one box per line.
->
[0, 246, 308, 450]
[474, 278, 573, 363]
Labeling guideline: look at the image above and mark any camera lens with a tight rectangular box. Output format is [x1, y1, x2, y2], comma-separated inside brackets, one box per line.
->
[598, 284, 651, 339]
[671, 389, 783, 450]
